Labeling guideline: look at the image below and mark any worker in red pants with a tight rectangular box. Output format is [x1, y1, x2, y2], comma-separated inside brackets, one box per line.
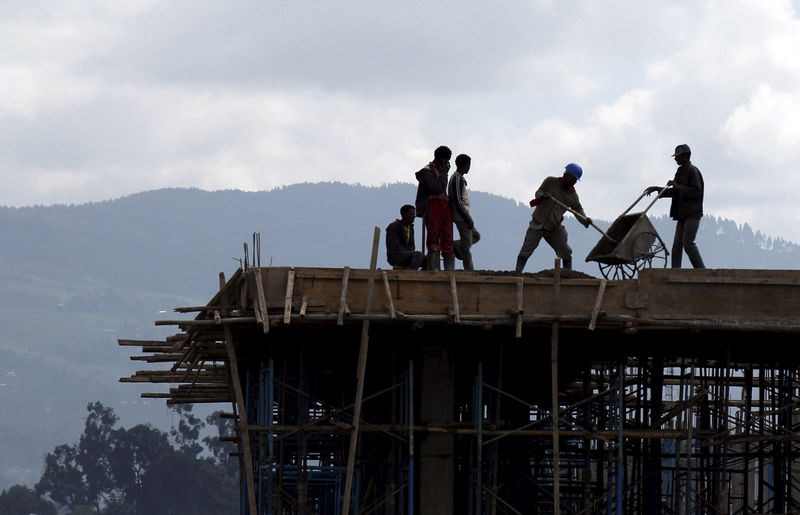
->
[414, 145, 454, 271]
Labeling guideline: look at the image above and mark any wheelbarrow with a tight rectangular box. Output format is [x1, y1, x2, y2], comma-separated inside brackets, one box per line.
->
[584, 188, 670, 279]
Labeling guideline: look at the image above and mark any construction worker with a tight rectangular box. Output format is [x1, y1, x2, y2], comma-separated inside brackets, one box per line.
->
[414, 145, 454, 271]
[385, 204, 426, 270]
[448, 153, 480, 271]
[645, 144, 706, 268]
[515, 163, 592, 272]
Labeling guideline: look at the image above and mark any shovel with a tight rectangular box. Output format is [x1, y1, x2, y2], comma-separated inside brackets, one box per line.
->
[543, 195, 617, 244]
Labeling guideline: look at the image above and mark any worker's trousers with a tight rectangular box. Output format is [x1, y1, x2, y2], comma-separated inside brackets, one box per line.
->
[454, 221, 480, 271]
[388, 251, 426, 270]
[516, 223, 572, 271]
[672, 217, 705, 268]
[425, 198, 454, 255]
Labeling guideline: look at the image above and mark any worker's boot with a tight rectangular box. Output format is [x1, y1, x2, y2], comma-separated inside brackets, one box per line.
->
[427, 251, 440, 271]
[515, 255, 527, 274]
[443, 253, 455, 271]
[462, 254, 474, 272]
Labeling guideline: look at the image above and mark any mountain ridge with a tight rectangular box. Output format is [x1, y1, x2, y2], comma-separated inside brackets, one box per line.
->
[0, 182, 795, 490]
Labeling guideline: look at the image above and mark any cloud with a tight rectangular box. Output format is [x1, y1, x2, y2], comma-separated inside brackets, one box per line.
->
[721, 84, 800, 166]
[1, 0, 800, 244]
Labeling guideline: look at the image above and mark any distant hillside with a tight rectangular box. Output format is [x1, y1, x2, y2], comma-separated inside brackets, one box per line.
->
[0, 183, 795, 290]
[0, 182, 796, 489]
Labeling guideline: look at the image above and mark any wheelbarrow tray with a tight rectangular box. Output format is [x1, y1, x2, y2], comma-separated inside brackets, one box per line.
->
[586, 212, 660, 265]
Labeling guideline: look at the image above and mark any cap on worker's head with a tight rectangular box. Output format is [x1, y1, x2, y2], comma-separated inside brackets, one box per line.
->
[672, 144, 691, 157]
[565, 163, 583, 181]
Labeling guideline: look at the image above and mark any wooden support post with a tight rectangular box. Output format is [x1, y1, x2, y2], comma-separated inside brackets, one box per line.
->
[254, 268, 269, 334]
[342, 227, 380, 515]
[475, 362, 483, 514]
[588, 279, 607, 331]
[219, 272, 226, 291]
[449, 271, 460, 324]
[515, 277, 524, 338]
[223, 326, 258, 515]
[551, 257, 561, 515]
[283, 270, 295, 324]
[337, 266, 351, 326]
[299, 295, 308, 318]
[239, 276, 248, 310]
[382, 271, 397, 319]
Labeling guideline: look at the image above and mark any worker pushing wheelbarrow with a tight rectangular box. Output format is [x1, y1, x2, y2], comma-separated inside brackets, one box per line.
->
[583, 188, 670, 279]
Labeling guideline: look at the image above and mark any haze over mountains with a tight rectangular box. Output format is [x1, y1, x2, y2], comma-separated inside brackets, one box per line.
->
[0, 182, 796, 490]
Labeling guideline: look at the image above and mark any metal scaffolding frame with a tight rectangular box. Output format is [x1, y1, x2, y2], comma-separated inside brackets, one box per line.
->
[121, 263, 800, 514]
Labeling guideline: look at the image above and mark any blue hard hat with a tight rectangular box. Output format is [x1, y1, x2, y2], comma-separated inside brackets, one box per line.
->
[565, 163, 583, 180]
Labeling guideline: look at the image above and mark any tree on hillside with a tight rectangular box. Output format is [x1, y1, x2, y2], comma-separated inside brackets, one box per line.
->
[37, 402, 117, 513]
[35, 401, 238, 514]
[171, 404, 204, 456]
[132, 451, 237, 515]
[78, 401, 118, 512]
[108, 423, 172, 511]
[36, 443, 92, 510]
[0, 484, 57, 515]
[204, 410, 239, 479]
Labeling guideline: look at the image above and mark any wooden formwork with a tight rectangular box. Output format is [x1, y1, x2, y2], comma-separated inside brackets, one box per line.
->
[121, 266, 800, 514]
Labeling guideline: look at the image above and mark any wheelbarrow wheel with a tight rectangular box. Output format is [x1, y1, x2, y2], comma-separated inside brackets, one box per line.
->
[632, 231, 668, 270]
[598, 262, 637, 280]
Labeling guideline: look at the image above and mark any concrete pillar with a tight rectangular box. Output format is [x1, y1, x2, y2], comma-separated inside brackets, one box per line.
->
[419, 344, 455, 514]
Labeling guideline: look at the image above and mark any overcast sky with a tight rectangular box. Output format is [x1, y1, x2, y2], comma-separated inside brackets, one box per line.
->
[3, 1, 800, 243]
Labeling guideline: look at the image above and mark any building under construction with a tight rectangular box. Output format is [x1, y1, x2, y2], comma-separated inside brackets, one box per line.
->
[121, 257, 800, 514]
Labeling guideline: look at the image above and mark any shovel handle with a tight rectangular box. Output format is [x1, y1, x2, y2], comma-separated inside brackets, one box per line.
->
[543, 195, 617, 244]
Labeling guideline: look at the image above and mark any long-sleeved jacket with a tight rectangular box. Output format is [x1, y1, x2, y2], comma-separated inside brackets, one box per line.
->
[530, 177, 586, 231]
[385, 219, 417, 265]
[414, 164, 448, 218]
[448, 172, 473, 226]
[661, 163, 704, 220]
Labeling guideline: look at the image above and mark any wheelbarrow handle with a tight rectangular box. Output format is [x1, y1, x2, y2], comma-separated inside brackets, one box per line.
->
[544, 195, 617, 244]
[620, 184, 670, 218]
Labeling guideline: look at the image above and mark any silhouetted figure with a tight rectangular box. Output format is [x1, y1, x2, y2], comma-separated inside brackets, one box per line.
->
[515, 163, 591, 272]
[448, 154, 480, 271]
[646, 144, 705, 268]
[415, 145, 454, 271]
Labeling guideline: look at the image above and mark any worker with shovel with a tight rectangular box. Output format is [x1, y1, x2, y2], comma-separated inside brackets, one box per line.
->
[515, 163, 593, 272]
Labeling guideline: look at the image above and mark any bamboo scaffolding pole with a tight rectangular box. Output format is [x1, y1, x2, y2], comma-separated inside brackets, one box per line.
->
[166, 398, 233, 404]
[337, 266, 350, 326]
[283, 269, 295, 324]
[515, 277, 523, 338]
[382, 271, 396, 319]
[223, 325, 257, 515]
[342, 227, 380, 515]
[241, 423, 751, 440]
[299, 295, 308, 318]
[449, 271, 460, 324]
[121, 375, 228, 384]
[551, 257, 562, 515]
[254, 268, 269, 334]
[173, 305, 241, 313]
[588, 278, 607, 331]
[153, 313, 800, 332]
[118, 339, 167, 346]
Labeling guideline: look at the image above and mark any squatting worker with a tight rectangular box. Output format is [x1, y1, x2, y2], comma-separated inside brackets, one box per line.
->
[645, 144, 706, 269]
[415, 145, 455, 271]
[448, 153, 480, 271]
[385, 205, 426, 270]
[515, 163, 592, 272]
